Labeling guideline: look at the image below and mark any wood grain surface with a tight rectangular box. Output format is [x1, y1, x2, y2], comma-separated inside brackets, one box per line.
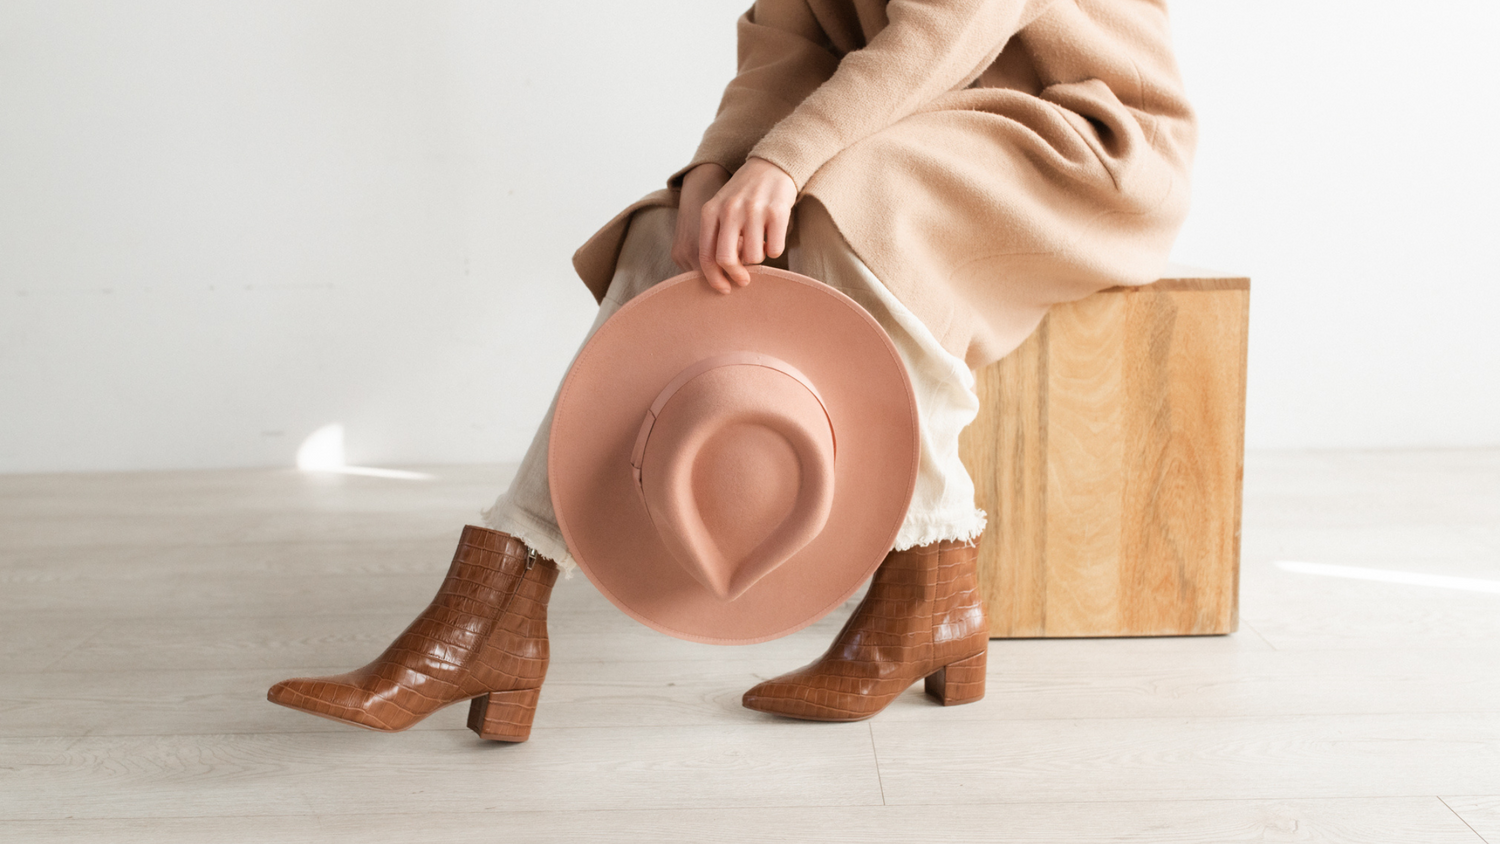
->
[960, 274, 1250, 637]
[1442, 796, 1500, 842]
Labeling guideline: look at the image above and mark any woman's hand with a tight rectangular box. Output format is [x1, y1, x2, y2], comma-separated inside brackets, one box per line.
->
[671, 158, 797, 294]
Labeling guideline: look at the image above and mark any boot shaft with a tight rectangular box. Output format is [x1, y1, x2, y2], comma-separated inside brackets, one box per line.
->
[376, 525, 559, 690]
[435, 525, 559, 637]
[837, 537, 988, 661]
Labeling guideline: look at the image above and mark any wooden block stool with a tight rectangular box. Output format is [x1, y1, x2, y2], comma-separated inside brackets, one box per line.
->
[958, 266, 1249, 637]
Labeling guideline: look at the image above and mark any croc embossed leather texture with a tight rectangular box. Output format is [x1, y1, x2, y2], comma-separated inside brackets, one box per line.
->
[267, 526, 557, 742]
[743, 537, 989, 721]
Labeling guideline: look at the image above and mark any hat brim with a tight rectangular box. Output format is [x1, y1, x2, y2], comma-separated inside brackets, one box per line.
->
[549, 267, 919, 644]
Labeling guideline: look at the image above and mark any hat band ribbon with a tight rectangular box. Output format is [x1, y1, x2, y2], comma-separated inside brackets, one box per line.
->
[629, 351, 836, 494]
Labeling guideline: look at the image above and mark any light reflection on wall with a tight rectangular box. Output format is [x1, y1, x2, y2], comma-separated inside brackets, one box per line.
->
[295, 423, 434, 480]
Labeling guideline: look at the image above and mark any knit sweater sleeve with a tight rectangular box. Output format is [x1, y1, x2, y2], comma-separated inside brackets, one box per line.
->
[751, 0, 1054, 189]
[671, 2, 841, 187]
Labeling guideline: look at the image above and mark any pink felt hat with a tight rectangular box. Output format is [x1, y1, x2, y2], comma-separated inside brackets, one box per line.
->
[549, 266, 919, 644]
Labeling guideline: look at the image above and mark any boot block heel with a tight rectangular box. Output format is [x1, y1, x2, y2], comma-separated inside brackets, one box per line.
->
[467, 687, 540, 742]
[924, 651, 986, 706]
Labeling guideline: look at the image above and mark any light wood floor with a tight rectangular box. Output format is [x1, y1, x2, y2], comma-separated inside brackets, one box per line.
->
[2, 450, 1498, 843]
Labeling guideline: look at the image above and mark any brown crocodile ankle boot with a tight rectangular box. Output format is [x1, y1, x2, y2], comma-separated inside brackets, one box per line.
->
[742, 536, 989, 721]
[267, 525, 559, 742]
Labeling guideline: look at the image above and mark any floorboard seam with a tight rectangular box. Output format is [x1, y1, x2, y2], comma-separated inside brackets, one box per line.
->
[35, 622, 112, 673]
[1439, 796, 1492, 843]
[867, 722, 887, 806]
[1239, 619, 1280, 651]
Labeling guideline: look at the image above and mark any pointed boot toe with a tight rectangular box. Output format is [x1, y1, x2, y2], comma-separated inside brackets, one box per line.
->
[743, 674, 879, 722]
[266, 678, 304, 707]
[266, 674, 396, 731]
[266, 675, 332, 712]
[740, 679, 790, 715]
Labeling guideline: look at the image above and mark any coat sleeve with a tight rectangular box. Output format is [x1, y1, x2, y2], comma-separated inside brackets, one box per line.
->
[672, 1, 841, 185]
[750, 0, 1055, 189]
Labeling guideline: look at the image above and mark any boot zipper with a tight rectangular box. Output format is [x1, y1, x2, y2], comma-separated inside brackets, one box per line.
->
[491, 546, 537, 624]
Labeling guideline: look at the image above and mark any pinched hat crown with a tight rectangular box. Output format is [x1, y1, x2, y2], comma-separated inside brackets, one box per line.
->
[630, 352, 836, 601]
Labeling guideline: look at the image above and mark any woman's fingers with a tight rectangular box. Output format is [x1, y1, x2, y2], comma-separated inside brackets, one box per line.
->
[765, 204, 789, 260]
[698, 209, 733, 294]
[740, 206, 768, 268]
[695, 158, 796, 293]
[715, 203, 752, 288]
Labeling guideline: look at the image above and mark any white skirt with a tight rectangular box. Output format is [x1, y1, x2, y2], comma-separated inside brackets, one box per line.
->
[482, 200, 987, 575]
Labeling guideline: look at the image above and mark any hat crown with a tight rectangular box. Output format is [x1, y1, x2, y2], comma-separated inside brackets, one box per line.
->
[635, 353, 836, 601]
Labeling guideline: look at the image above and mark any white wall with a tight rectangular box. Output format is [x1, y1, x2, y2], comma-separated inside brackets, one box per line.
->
[1170, 0, 1500, 449]
[1, 0, 1496, 473]
[0, 0, 746, 473]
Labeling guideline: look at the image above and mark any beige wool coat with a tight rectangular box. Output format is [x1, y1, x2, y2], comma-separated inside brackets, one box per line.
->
[572, 0, 1197, 370]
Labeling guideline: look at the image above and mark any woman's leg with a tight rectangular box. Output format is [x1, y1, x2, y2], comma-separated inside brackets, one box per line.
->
[787, 198, 988, 549]
[265, 206, 684, 742]
[480, 206, 683, 575]
[742, 199, 991, 722]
